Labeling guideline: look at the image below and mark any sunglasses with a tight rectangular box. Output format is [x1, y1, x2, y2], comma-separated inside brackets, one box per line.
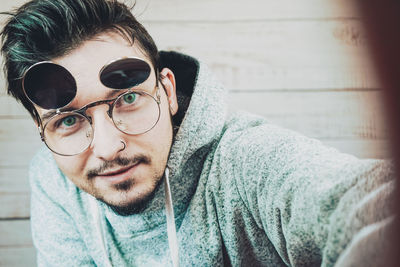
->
[22, 56, 152, 110]
[21, 57, 162, 156]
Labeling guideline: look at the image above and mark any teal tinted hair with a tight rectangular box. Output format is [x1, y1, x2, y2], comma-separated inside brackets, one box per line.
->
[0, 0, 159, 119]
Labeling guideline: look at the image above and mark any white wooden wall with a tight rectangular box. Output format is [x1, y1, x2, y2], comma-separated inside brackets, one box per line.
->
[0, 0, 390, 266]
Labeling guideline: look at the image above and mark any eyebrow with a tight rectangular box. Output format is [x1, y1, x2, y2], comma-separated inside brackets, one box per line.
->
[41, 111, 57, 122]
[41, 107, 75, 122]
[104, 89, 124, 99]
[40, 89, 127, 122]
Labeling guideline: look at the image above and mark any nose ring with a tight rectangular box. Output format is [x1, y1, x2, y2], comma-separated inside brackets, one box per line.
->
[120, 140, 126, 151]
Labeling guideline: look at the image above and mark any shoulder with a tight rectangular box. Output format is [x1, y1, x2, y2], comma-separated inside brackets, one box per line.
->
[30, 146, 59, 178]
[217, 111, 341, 168]
[212, 111, 374, 205]
[29, 146, 80, 206]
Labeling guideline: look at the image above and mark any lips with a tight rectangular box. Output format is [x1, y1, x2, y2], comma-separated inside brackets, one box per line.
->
[96, 161, 141, 185]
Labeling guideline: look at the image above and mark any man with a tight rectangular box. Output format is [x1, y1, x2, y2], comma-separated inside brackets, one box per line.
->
[0, 0, 395, 266]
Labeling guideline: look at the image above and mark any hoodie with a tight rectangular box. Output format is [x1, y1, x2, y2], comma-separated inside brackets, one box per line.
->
[30, 51, 395, 266]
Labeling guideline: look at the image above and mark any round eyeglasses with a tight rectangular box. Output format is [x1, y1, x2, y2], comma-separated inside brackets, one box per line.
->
[22, 57, 161, 156]
[41, 88, 161, 156]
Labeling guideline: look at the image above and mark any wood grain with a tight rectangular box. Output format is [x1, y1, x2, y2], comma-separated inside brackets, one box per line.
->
[0, 118, 42, 167]
[0, 219, 35, 266]
[227, 90, 388, 140]
[0, 19, 376, 95]
[323, 139, 390, 159]
[0, 0, 361, 22]
[0, 1, 388, 266]
[0, 138, 390, 219]
[143, 20, 376, 91]
[0, 167, 30, 193]
[0, 193, 30, 219]
[0, 91, 387, 151]
[0, 247, 36, 267]
[0, 220, 32, 246]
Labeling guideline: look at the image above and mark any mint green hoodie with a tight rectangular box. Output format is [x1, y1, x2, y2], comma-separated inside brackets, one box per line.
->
[30, 52, 395, 266]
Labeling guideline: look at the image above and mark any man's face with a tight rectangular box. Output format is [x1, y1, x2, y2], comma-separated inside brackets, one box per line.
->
[35, 32, 178, 215]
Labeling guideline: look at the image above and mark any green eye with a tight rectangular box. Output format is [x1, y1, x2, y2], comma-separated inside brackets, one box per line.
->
[62, 116, 76, 127]
[123, 93, 136, 104]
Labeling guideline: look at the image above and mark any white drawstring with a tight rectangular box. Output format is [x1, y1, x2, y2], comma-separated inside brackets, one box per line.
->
[164, 167, 180, 267]
[89, 195, 113, 267]
[89, 167, 179, 267]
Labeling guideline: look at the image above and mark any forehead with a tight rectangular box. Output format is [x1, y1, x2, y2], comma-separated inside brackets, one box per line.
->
[52, 31, 151, 78]
[35, 32, 155, 117]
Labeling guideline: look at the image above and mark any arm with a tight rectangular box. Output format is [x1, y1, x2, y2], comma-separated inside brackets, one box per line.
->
[225, 118, 395, 266]
[29, 148, 95, 267]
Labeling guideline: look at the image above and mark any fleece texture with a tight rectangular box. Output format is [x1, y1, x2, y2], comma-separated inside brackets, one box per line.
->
[29, 51, 395, 266]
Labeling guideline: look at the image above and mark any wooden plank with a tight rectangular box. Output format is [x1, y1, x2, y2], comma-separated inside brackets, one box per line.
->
[0, 140, 41, 168]
[228, 90, 388, 140]
[0, 19, 376, 95]
[1, 90, 387, 141]
[0, 167, 30, 193]
[0, 138, 390, 219]
[143, 19, 377, 91]
[0, 220, 32, 246]
[0, 192, 30, 218]
[0, 118, 42, 167]
[135, 0, 361, 21]
[0, 117, 38, 138]
[0, 0, 361, 22]
[0, 247, 36, 267]
[0, 1, 369, 96]
[0, 220, 35, 265]
[323, 139, 390, 159]
[0, 90, 388, 167]
[0, 95, 27, 118]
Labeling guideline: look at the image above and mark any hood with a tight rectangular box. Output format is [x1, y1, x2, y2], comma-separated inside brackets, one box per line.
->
[101, 51, 228, 235]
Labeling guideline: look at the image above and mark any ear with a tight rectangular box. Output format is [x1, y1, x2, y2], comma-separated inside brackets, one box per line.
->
[160, 68, 178, 115]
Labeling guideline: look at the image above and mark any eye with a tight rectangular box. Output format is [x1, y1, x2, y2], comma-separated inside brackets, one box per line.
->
[45, 113, 89, 138]
[123, 92, 137, 104]
[62, 115, 77, 127]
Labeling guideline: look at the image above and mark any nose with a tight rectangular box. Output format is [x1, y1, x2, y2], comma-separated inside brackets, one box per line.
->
[89, 106, 126, 161]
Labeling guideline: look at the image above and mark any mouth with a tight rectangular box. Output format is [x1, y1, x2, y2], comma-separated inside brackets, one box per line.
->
[96, 160, 142, 185]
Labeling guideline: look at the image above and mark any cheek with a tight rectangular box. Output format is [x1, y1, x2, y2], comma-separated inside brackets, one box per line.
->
[134, 96, 173, 154]
[53, 154, 87, 179]
[154, 95, 174, 143]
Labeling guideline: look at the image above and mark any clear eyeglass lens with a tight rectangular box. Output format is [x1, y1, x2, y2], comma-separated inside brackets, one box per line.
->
[112, 91, 160, 135]
[42, 91, 160, 156]
[43, 112, 93, 155]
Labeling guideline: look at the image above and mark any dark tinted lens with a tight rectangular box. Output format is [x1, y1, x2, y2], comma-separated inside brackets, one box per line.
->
[100, 58, 151, 89]
[23, 62, 76, 110]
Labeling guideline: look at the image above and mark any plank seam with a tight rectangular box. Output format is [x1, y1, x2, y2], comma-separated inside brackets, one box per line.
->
[229, 88, 381, 93]
[140, 17, 362, 24]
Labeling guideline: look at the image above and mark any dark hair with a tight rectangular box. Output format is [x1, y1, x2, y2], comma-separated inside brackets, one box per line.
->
[0, 0, 159, 119]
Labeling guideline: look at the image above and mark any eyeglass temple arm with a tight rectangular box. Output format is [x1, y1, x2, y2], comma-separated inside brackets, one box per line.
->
[32, 108, 45, 141]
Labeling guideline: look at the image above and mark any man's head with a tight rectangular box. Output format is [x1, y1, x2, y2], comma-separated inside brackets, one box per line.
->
[1, 0, 159, 119]
[1, 0, 179, 215]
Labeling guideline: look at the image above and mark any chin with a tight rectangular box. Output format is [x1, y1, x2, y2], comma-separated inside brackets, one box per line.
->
[98, 174, 164, 216]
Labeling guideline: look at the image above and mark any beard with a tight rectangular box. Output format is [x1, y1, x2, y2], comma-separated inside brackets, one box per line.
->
[86, 154, 165, 216]
[83, 107, 177, 216]
[106, 172, 164, 216]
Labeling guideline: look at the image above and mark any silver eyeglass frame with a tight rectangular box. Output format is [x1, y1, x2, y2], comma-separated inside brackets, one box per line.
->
[22, 56, 161, 156]
[40, 87, 161, 156]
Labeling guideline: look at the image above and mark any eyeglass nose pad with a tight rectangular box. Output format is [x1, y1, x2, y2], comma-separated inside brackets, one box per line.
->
[86, 115, 93, 124]
[106, 107, 113, 119]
